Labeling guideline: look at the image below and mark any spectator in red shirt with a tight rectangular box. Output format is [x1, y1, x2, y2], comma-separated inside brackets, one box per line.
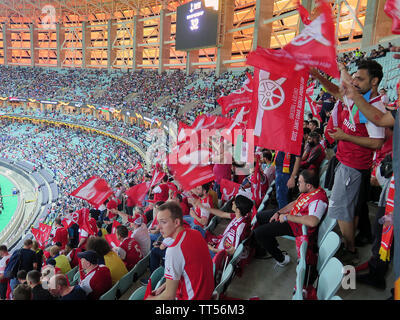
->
[114, 225, 143, 271]
[50, 217, 69, 250]
[146, 201, 214, 300]
[77, 250, 112, 300]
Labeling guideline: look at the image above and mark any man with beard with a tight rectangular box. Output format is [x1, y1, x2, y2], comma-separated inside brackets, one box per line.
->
[311, 59, 386, 265]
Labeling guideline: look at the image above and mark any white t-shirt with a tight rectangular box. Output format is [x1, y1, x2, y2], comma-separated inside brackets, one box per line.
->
[131, 223, 151, 256]
[0, 254, 11, 276]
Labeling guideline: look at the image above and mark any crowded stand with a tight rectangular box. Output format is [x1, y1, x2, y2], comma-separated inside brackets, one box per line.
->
[0, 1, 400, 303]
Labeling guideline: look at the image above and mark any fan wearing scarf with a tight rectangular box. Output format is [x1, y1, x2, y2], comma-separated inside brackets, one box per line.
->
[312, 59, 386, 265]
[194, 189, 254, 258]
[252, 169, 327, 285]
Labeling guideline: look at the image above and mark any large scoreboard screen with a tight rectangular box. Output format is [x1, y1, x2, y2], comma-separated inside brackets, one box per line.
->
[175, 0, 219, 51]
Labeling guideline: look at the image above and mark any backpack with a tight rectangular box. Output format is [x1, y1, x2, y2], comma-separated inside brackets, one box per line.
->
[3, 249, 22, 279]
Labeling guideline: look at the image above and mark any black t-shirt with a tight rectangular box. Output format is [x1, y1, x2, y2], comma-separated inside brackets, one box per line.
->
[18, 248, 37, 273]
[60, 285, 87, 300]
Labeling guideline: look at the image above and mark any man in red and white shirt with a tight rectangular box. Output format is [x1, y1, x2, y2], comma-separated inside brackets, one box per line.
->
[184, 183, 214, 237]
[0, 245, 11, 300]
[77, 250, 112, 300]
[152, 175, 170, 202]
[314, 59, 386, 264]
[114, 225, 143, 270]
[146, 201, 214, 300]
[50, 218, 69, 250]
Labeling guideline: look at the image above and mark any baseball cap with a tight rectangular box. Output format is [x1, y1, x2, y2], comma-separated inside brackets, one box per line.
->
[77, 250, 99, 265]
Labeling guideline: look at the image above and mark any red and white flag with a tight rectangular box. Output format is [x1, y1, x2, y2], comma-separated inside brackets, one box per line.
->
[168, 148, 215, 192]
[305, 94, 323, 123]
[70, 176, 114, 209]
[246, 47, 299, 78]
[250, 157, 263, 208]
[61, 208, 88, 229]
[247, 67, 308, 156]
[125, 182, 151, 206]
[127, 162, 143, 173]
[283, 0, 340, 79]
[105, 233, 120, 248]
[306, 81, 316, 96]
[297, 0, 312, 25]
[149, 168, 166, 189]
[219, 178, 241, 201]
[31, 223, 52, 249]
[217, 73, 254, 115]
[385, 0, 400, 34]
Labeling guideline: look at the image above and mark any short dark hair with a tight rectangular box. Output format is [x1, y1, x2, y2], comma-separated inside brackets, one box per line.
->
[17, 270, 27, 281]
[13, 284, 31, 300]
[202, 183, 211, 193]
[299, 169, 319, 188]
[303, 127, 311, 136]
[0, 245, 7, 252]
[116, 225, 129, 239]
[24, 239, 33, 247]
[309, 131, 320, 141]
[262, 150, 272, 162]
[155, 201, 165, 208]
[310, 119, 319, 127]
[27, 270, 41, 285]
[55, 217, 62, 225]
[234, 195, 254, 217]
[357, 59, 383, 85]
[158, 201, 183, 224]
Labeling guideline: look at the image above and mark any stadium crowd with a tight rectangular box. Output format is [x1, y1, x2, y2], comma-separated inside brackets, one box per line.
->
[0, 39, 398, 301]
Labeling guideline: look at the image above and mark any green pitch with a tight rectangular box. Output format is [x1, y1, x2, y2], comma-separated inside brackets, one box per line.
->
[0, 174, 19, 233]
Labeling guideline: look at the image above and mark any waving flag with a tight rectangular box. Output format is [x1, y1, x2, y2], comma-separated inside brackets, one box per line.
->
[61, 208, 89, 229]
[217, 73, 254, 115]
[220, 178, 241, 201]
[305, 94, 323, 123]
[246, 47, 299, 78]
[105, 233, 121, 248]
[125, 182, 151, 206]
[297, 1, 312, 25]
[283, 0, 339, 79]
[150, 168, 166, 189]
[250, 157, 263, 208]
[385, 0, 400, 34]
[127, 162, 143, 173]
[70, 176, 114, 209]
[247, 67, 308, 156]
[168, 148, 215, 191]
[31, 223, 52, 249]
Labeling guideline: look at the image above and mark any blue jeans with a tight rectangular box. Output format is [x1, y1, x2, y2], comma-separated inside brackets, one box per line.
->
[275, 170, 291, 209]
[183, 216, 206, 238]
[149, 246, 166, 273]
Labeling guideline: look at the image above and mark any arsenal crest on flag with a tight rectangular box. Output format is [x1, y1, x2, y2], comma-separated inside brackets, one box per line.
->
[247, 67, 308, 156]
[70, 176, 114, 209]
[31, 223, 52, 249]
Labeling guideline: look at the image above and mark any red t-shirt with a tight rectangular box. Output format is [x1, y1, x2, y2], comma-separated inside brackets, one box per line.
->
[335, 97, 386, 170]
[193, 194, 213, 227]
[80, 265, 112, 300]
[153, 183, 170, 202]
[118, 238, 143, 271]
[164, 229, 214, 300]
[53, 227, 69, 249]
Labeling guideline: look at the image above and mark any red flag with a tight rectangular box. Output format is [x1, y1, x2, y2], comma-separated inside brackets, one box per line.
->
[70, 176, 114, 209]
[143, 279, 153, 300]
[385, 0, 400, 34]
[168, 148, 215, 192]
[246, 47, 299, 78]
[125, 182, 150, 206]
[105, 233, 121, 248]
[306, 81, 316, 96]
[283, 0, 340, 79]
[219, 178, 240, 201]
[32, 223, 52, 249]
[217, 73, 254, 115]
[305, 94, 323, 123]
[61, 208, 89, 229]
[127, 162, 143, 173]
[247, 67, 308, 156]
[297, 1, 312, 25]
[150, 168, 166, 189]
[250, 157, 263, 208]
[111, 220, 121, 234]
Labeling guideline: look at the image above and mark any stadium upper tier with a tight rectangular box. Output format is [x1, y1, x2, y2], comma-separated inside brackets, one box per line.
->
[0, 119, 142, 220]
